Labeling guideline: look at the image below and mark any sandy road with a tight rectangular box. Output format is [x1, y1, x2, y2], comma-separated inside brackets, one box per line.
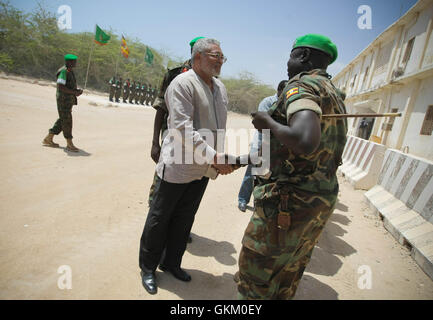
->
[0, 76, 432, 300]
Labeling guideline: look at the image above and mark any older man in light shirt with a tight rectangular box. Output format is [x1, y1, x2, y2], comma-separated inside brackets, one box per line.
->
[139, 38, 234, 295]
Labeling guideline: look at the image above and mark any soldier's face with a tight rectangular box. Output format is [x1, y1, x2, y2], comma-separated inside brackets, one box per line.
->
[287, 48, 306, 79]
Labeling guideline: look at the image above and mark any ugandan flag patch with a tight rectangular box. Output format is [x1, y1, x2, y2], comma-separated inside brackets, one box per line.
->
[286, 87, 299, 99]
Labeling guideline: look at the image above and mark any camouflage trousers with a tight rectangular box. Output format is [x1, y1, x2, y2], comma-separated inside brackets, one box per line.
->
[109, 87, 115, 100]
[148, 172, 160, 207]
[115, 89, 121, 101]
[49, 101, 73, 139]
[237, 189, 337, 300]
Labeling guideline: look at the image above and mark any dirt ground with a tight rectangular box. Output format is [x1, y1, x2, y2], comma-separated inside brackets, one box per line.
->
[0, 76, 432, 300]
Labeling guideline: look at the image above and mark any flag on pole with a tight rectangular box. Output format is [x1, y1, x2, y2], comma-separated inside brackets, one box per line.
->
[94, 25, 110, 45]
[145, 46, 154, 65]
[121, 36, 129, 58]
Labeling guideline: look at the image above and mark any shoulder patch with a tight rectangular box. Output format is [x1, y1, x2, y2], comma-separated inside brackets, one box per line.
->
[286, 87, 299, 99]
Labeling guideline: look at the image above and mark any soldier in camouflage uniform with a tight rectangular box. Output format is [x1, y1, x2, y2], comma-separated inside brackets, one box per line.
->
[108, 76, 116, 102]
[129, 81, 136, 104]
[236, 34, 347, 300]
[42, 54, 83, 152]
[123, 78, 130, 103]
[135, 81, 141, 104]
[145, 84, 152, 106]
[151, 85, 157, 106]
[140, 82, 147, 105]
[115, 77, 122, 103]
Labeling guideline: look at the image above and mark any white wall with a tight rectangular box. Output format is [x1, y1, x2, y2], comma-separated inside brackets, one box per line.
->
[402, 77, 433, 159]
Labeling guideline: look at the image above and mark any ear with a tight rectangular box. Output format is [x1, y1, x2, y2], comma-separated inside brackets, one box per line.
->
[300, 48, 311, 63]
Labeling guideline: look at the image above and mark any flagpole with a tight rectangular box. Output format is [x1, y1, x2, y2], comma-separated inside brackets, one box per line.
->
[114, 41, 122, 78]
[84, 26, 96, 90]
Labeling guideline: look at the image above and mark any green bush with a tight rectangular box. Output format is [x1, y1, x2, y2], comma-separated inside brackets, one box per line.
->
[0, 0, 276, 114]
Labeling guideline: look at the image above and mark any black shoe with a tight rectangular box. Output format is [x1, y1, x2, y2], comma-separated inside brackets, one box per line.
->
[140, 270, 157, 294]
[159, 265, 191, 282]
[238, 203, 247, 212]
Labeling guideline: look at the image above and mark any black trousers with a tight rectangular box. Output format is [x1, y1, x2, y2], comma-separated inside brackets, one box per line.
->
[139, 176, 209, 272]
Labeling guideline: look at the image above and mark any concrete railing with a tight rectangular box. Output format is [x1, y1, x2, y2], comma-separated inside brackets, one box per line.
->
[364, 149, 433, 280]
[339, 135, 387, 190]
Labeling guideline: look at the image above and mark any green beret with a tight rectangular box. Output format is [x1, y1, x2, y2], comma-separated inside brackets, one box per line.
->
[189, 37, 205, 48]
[64, 54, 77, 61]
[293, 34, 338, 64]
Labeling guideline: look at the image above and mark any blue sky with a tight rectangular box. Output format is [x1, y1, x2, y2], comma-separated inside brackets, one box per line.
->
[12, 0, 418, 88]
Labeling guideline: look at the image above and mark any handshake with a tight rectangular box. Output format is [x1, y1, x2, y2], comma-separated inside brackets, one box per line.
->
[211, 153, 250, 176]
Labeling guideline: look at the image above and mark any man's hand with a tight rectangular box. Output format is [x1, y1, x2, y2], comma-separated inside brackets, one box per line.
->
[151, 143, 161, 163]
[75, 89, 83, 96]
[212, 153, 235, 175]
[251, 111, 272, 131]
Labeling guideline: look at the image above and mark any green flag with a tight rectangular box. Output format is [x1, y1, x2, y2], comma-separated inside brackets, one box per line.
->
[145, 47, 154, 65]
[94, 25, 110, 45]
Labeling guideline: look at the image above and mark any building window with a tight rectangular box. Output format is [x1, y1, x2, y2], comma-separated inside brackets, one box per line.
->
[351, 74, 357, 88]
[361, 67, 369, 89]
[402, 37, 415, 66]
[420, 105, 433, 135]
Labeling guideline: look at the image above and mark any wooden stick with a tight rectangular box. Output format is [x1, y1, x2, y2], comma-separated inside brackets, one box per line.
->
[322, 112, 402, 119]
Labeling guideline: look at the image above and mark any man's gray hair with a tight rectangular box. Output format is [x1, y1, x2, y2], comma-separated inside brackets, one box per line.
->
[191, 38, 220, 63]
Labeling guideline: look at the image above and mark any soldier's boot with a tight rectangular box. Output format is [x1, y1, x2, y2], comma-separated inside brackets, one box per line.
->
[42, 133, 59, 147]
[66, 139, 79, 152]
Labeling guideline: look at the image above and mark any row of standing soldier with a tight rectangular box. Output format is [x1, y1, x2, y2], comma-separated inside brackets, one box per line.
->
[109, 76, 158, 105]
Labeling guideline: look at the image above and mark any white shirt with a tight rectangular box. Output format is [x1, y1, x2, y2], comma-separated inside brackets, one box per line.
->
[156, 69, 228, 183]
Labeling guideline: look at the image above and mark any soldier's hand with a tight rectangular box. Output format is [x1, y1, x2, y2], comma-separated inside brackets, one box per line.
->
[151, 144, 161, 163]
[212, 153, 235, 175]
[251, 111, 271, 131]
[75, 89, 83, 96]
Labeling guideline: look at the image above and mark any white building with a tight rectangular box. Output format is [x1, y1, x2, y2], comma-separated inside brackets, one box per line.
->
[333, 0, 433, 161]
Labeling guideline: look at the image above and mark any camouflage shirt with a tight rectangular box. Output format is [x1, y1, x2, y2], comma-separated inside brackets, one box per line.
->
[56, 66, 77, 105]
[254, 69, 347, 202]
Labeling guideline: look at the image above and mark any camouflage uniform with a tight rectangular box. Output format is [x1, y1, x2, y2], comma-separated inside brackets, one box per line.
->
[237, 69, 347, 300]
[123, 79, 130, 102]
[140, 83, 147, 105]
[115, 78, 122, 102]
[49, 66, 78, 139]
[135, 82, 141, 104]
[109, 77, 116, 101]
[129, 81, 136, 104]
[148, 60, 192, 206]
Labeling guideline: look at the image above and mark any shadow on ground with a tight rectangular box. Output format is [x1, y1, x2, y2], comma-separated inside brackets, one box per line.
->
[294, 200, 357, 299]
[186, 233, 237, 266]
[156, 269, 237, 300]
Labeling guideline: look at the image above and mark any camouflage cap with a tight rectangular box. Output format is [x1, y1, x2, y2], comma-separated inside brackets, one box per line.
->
[292, 34, 338, 64]
[189, 37, 205, 49]
[64, 54, 78, 61]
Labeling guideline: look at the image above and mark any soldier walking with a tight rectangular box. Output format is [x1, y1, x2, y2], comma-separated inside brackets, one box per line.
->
[42, 54, 83, 152]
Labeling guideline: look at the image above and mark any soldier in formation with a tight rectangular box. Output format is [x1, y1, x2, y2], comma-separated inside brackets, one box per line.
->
[114, 77, 122, 103]
[123, 78, 130, 103]
[108, 76, 116, 101]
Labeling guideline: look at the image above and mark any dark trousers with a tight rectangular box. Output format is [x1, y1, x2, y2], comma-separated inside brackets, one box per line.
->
[139, 176, 209, 272]
[49, 103, 73, 139]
